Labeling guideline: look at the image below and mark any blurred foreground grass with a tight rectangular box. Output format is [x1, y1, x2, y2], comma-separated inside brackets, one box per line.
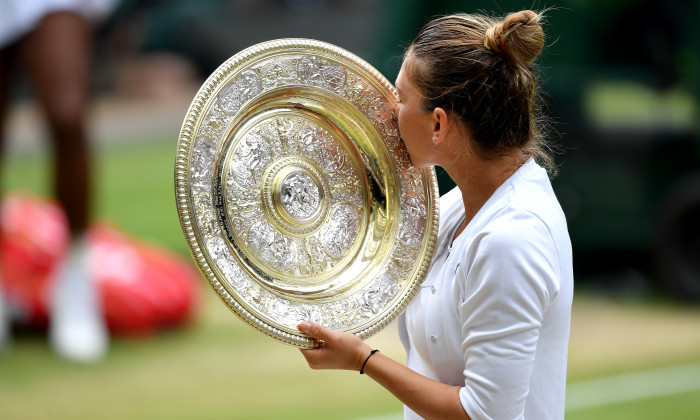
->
[0, 290, 404, 420]
[2, 139, 700, 419]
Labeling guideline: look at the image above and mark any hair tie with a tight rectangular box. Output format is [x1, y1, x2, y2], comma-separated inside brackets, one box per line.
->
[500, 38, 507, 54]
[360, 349, 379, 374]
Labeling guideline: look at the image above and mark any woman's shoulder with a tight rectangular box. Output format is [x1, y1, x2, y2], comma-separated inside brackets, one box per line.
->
[510, 160, 568, 226]
[478, 204, 553, 250]
[457, 207, 562, 301]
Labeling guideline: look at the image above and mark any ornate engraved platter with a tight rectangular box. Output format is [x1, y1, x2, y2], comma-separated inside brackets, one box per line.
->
[175, 39, 439, 347]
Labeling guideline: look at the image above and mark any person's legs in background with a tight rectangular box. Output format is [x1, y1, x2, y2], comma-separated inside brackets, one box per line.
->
[20, 11, 107, 362]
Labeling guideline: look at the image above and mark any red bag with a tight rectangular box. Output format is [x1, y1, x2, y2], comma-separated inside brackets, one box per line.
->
[0, 193, 202, 335]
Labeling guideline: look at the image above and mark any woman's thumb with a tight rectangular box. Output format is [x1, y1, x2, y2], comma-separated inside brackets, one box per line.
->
[298, 320, 327, 340]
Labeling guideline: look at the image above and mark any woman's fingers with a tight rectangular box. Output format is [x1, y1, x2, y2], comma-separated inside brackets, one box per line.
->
[298, 321, 334, 370]
[297, 321, 372, 371]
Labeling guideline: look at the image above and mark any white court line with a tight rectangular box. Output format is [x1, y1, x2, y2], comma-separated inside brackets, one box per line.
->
[354, 362, 700, 419]
[565, 362, 700, 411]
[353, 413, 402, 420]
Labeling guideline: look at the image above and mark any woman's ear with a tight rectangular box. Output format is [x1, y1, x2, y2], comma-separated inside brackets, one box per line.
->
[432, 107, 449, 145]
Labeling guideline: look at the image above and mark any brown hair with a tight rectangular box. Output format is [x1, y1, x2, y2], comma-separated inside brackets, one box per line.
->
[405, 10, 555, 174]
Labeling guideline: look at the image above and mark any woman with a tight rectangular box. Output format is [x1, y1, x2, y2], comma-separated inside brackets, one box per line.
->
[298, 9, 573, 420]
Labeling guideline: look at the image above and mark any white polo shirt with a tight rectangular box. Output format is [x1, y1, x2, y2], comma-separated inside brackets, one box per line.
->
[399, 159, 573, 420]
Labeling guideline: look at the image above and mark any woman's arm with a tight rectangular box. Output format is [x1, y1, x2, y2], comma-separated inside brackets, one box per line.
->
[298, 321, 470, 420]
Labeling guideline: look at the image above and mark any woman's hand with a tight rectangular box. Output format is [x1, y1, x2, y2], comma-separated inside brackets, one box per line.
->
[299, 320, 469, 419]
[298, 320, 374, 372]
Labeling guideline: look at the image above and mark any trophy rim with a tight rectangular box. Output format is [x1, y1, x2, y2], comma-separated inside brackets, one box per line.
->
[175, 38, 439, 348]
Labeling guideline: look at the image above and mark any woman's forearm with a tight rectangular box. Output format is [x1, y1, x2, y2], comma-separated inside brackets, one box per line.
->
[362, 351, 470, 420]
[298, 321, 469, 420]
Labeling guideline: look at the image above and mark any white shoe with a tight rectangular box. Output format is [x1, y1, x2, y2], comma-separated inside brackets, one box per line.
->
[49, 236, 108, 363]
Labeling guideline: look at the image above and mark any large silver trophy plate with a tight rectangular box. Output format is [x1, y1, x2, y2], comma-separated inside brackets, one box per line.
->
[175, 39, 439, 347]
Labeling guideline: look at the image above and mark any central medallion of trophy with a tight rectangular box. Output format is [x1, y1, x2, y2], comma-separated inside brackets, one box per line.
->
[279, 171, 321, 220]
[280, 172, 319, 219]
[219, 111, 371, 293]
[262, 157, 330, 237]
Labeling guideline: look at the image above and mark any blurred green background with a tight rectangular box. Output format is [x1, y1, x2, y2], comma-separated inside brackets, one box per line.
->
[1, 0, 699, 419]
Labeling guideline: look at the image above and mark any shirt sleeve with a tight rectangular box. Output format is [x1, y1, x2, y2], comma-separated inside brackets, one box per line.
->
[457, 210, 560, 420]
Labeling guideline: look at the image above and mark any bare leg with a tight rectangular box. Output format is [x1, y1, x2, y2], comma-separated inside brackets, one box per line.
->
[20, 11, 91, 236]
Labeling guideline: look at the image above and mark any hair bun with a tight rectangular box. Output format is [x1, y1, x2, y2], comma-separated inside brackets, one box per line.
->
[484, 10, 544, 64]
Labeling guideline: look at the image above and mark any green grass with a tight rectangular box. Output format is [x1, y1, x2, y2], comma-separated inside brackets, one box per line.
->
[4, 139, 187, 255]
[95, 139, 189, 255]
[0, 293, 403, 420]
[2, 140, 700, 419]
[567, 390, 700, 420]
